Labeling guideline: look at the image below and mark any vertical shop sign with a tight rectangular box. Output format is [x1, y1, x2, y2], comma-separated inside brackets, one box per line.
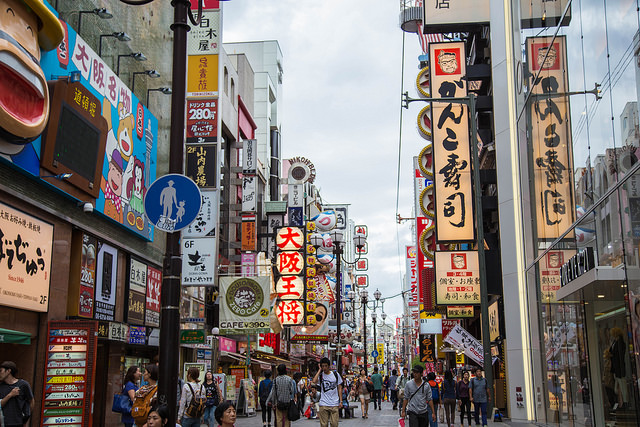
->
[488, 300, 500, 342]
[241, 215, 257, 251]
[79, 234, 97, 318]
[187, 10, 220, 55]
[527, 36, 575, 240]
[187, 55, 219, 97]
[127, 257, 147, 324]
[186, 99, 217, 140]
[540, 249, 574, 302]
[429, 42, 474, 242]
[406, 246, 419, 307]
[42, 320, 97, 427]
[420, 334, 436, 363]
[186, 143, 217, 188]
[435, 251, 480, 305]
[218, 277, 270, 334]
[242, 176, 257, 212]
[146, 265, 161, 327]
[242, 139, 257, 173]
[183, 189, 219, 238]
[266, 214, 285, 260]
[94, 243, 118, 321]
[274, 226, 307, 326]
[0, 202, 53, 312]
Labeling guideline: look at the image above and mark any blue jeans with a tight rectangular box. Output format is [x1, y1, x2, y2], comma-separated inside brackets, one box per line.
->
[181, 416, 202, 427]
[203, 405, 216, 427]
[474, 401, 488, 426]
[427, 405, 438, 427]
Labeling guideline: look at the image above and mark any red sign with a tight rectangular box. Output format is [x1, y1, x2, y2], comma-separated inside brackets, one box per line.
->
[186, 99, 218, 139]
[145, 266, 161, 327]
[442, 319, 460, 339]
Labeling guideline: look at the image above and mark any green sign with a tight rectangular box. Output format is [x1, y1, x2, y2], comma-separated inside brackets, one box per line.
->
[0, 328, 31, 344]
[180, 329, 205, 344]
[43, 408, 83, 416]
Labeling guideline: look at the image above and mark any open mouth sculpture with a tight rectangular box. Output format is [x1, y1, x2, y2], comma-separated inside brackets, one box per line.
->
[0, 50, 46, 130]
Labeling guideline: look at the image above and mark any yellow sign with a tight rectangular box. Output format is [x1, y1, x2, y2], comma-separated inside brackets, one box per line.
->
[187, 55, 219, 96]
[447, 306, 474, 318]
[377, 343, 385, 364]
[456, 353, 465, 364]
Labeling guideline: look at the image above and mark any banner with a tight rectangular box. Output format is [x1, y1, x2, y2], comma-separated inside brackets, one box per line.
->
[406, 246, 419, 307]
[219, 277, 270, 334]
[443, 323, 483, 365]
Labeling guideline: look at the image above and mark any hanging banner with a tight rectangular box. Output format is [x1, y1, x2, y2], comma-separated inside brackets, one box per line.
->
[219, 277, 270, 334]
[435, 251, 480, 305]
[0, 202, 53, 312]
[443, 323, 483, 365]
[430, 42, 474, 242]
[527, 36, 575, 240]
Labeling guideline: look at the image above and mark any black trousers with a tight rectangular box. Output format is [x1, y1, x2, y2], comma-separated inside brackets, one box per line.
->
[390, 389, 399, 408]
[407, 410, 429, 427]
[459, 397, 472, 425]
[372, 389, 382, 408]
[260, 399, 272, 424]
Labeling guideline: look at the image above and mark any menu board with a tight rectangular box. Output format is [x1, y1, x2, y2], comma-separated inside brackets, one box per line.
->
[41, 320, 97, 427]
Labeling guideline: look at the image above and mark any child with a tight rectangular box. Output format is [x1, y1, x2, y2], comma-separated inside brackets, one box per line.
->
[341, 387, 351, 418]
[308, 385, 320, 419]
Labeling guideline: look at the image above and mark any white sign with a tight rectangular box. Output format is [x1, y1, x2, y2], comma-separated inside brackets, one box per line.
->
[435, 251, 480, 305]
[288, 184, 304, 207]
[324, 204, 349, 230]
[443, 323, 483, 365]
[0, 202, 53, 312]
[129, 258, 147, 294]
[182, 238, 217, 286]
[219, 277, 271, 334]
[242, 139, 258, 174]
[183, 189, 219, 238]
[187, 10, 220, 55]
[242, 176, 257, 212]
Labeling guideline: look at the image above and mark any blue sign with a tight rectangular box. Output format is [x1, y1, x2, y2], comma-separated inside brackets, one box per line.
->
[371, 350, 379, 358]
[145, 174, 201, 232]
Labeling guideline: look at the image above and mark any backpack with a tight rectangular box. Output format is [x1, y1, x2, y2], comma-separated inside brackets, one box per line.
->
[259, 379, 272, 401]
[429, 380, 439, 401]
[131, 385, 157, 426]
[185, 383, 207, 418]
[365, 380, 374, 393]
[318, 371, 340, 395]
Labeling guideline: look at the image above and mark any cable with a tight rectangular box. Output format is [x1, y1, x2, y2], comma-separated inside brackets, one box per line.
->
[395, 30, 407, 293]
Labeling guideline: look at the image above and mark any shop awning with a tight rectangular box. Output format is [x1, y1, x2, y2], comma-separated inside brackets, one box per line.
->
[0, 328, 31, 345]
[220, 351, 248, 364]
[556, 266, 626, 301]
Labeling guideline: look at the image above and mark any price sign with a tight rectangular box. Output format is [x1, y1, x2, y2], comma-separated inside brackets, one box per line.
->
[186, 98, 217, 139]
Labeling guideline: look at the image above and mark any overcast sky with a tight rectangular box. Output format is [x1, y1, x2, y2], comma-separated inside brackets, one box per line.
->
[222, 1, 428, 325]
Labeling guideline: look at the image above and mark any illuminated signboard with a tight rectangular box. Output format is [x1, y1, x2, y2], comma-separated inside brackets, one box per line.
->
[274, 226, 307, 325]
[435, 251, 480, 305]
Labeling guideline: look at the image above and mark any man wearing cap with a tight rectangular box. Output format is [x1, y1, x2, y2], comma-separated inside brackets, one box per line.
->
[401, 365, 436, 427]
[0, 361, 34, 427]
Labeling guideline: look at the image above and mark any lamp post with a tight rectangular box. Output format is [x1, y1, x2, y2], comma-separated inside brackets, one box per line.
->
[98, 32, 131, 57]
[350, 288, 383, 373]
[146, 87, 172, 105]
[310, 228, 366, 376]
[132, 70, 161, 92]
[116, 52, 147, 76]
[77, 8, 112, 35]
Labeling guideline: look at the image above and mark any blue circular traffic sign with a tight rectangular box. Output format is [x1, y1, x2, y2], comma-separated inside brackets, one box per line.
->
[144, 174, 201, 232]
[371, 350, 379, 358]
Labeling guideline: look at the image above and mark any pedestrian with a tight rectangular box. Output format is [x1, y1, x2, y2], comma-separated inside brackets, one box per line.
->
[203, 371, 222, 427]
[370, 366, 383, 410]
[307, 385, 320, 419]
[426, 372, 439, 426]
[122, 366, 141, 427]
[469, 368, 491, 427]
[401, 365, 436, 427]
[266, 364, 297, 427]
[0, 361, 33, 427]
[389, 369, 399, 410]
[178, 366, 205, 427]
[356, 368, 371, 418]
[440, 370, 456, 427]
[214, 401, 237, 427]
[397, 367, 410, 416]
[312, 357, 343, 427]
[456, 371, 472, 426]
[131, 364, 158, 427]
[383, 375, 390, 402]
[294, 372, 305, 416]
[258, 370, 273, 427]
[146, 403, 182, 427]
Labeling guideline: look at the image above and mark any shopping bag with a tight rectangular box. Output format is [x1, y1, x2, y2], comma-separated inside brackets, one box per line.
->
[304, 405, 312, 418]
[398, 417, 406, 427]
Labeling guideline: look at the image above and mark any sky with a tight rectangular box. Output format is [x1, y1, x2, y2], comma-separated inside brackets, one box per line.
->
[222, 1, 428, 325]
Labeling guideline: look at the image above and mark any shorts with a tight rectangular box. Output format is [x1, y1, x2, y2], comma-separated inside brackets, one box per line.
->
[359, 394, 370, 400]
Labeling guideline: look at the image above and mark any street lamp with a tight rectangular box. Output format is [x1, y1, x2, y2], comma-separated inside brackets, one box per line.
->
[351, 287, 383, 373]
[146, 87, 172, 105]
[310, 227, 367, 376]
[98, 32, 131, 57]
[132, 70, 161, 92]
[116, 52, 148, 76]
[77, 8, 113, 35]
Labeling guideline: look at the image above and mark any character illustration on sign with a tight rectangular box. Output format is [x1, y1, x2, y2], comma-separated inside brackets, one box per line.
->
[101, 148, 124, 223]
[0, 0, 63, 166]
[125, 157, 146, 229]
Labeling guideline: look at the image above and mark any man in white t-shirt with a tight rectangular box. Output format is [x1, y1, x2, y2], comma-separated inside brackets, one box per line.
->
[312, 357, 343, 427]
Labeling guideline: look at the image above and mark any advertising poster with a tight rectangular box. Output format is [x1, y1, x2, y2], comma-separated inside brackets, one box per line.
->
[94, 243, 118, 321]
[145, 266, 161, 327]
[435, 251, 480, 305]
[0, 202, 53, 312]
[540, 249, 575, 302]
[444, 323, 483, 365]
[41, 320, 97, 427]
[78, 234, 97, 318]
[36, 20, 158, 241]
[219, 277, 270, 334]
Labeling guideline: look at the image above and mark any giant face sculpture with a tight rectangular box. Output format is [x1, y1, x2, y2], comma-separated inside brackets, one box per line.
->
[0, 0, 63, 152]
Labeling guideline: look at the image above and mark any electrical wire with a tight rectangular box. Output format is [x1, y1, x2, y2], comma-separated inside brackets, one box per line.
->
[395, 29, 407, 291]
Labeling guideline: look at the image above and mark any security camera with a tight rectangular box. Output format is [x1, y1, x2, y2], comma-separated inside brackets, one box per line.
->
[82, 202, 93, 213]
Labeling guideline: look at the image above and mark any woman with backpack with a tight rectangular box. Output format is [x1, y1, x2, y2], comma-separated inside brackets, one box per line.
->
[131, 364, 158, 427]
[178, 366, 206, 427]
[441, 370, 456, 427]
[121, 366, 141, 427]
[258, 370, 273, 427]
[203, 371, 222, 427]
[426, 372, 439, 427]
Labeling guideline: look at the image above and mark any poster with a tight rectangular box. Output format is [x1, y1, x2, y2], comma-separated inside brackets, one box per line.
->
[78, 234, 97, 318]
[145, 266, 161, 327]
[94, 243, 118, 321]
[219, 277, 270, 334]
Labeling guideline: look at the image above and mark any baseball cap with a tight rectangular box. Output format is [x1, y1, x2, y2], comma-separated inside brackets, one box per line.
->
[411, 365, 424, 374]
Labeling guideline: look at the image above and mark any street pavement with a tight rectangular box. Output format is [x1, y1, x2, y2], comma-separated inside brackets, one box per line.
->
[232, 400, 543, 427]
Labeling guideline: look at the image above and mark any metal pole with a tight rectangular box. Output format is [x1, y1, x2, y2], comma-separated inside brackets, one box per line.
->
[159, 0, 190, 422]
[373, 320, 377, 370]
[362, 299, 367, 374]
[469, 93, 494, 413]
[335, 243, 343, 375]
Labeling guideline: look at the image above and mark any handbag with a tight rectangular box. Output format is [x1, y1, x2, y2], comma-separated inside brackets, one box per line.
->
[287, 399, 300, 421]
[112, 391, 132, 415]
